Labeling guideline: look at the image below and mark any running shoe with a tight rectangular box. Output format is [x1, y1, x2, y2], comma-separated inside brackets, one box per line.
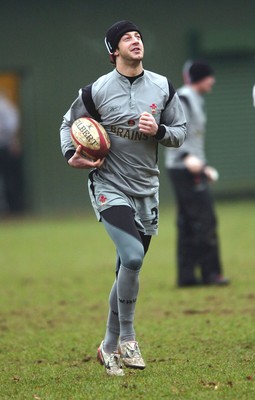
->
[119, 341, 146, 369]
[97, 341, 125, 376]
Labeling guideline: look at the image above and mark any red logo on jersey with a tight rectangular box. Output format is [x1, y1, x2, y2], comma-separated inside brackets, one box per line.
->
[99, 195, 107, 204]
[128, 119, 135, 126]
[150, 103, 157, 115]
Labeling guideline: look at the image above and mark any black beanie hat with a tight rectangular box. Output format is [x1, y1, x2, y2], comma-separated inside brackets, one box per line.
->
[189, 61, 214, 83]
[105, 20, 143, 54]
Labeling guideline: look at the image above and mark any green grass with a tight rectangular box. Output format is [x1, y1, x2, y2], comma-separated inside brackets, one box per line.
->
[0, 200, 255, 399]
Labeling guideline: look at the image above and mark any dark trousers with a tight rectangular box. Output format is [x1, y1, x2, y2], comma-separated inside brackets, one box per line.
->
[0, 147, 24, 214]
[167, 168, 222, 286]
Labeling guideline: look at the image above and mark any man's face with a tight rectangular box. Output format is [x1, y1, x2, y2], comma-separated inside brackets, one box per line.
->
[114, 31, 144, 63]
[197, 76, 216, 93]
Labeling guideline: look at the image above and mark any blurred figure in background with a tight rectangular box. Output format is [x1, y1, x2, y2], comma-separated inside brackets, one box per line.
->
[0, 92, 23, 216]
[165, 60, 229, 287]
[253, 83, 255, 107]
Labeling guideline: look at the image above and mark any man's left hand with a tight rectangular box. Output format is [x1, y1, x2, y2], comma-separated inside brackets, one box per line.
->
[139, 112, 158, 136]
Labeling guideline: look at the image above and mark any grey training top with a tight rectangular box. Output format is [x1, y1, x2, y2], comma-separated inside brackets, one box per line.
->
[165, 85, 207, 169]
[60, 69, 186, 197]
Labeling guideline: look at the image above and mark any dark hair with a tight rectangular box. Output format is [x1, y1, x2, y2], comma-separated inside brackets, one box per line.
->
[189, 61, 214, 83]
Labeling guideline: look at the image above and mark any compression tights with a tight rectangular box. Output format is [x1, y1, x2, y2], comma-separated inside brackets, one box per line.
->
[100, 205, 151, 353]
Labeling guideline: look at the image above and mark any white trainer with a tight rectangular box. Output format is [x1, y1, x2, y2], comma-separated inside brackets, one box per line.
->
[119, 341, 146, 369]
[97, 341, 125, 376]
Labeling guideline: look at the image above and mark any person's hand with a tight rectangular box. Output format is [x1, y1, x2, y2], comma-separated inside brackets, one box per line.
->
[68, 145, 105, 169]
[139, 112, 158, 136]
[204, 166, 219, 182]
[184, 155, 204, 174]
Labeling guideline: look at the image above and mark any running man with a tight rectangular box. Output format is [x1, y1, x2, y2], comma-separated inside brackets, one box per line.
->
[60, 20, 186, 376]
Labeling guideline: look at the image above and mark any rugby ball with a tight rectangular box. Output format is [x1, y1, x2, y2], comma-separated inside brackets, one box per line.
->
[71, 117, 110, 160]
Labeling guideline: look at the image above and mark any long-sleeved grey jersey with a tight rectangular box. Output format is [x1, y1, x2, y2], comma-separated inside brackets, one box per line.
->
[165, 85, 207, 169]
[60, 68, 186, 197]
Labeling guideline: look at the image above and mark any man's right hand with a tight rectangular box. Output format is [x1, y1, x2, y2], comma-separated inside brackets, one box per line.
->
[68, 145, 105, 169]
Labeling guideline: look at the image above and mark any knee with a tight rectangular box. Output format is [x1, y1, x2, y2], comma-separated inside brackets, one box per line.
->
[125, 253, 144, 271]
[122, 243, 144, 271]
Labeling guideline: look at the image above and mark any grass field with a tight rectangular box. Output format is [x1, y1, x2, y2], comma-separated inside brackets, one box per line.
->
[0, 200, 255, 399]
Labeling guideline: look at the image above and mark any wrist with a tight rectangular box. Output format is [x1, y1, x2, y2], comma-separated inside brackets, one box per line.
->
[65, 149, 75, 162]
[154, 125, 166, 140]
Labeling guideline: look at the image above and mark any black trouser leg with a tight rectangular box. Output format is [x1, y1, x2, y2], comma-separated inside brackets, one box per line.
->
[168, 169, 222, 286]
